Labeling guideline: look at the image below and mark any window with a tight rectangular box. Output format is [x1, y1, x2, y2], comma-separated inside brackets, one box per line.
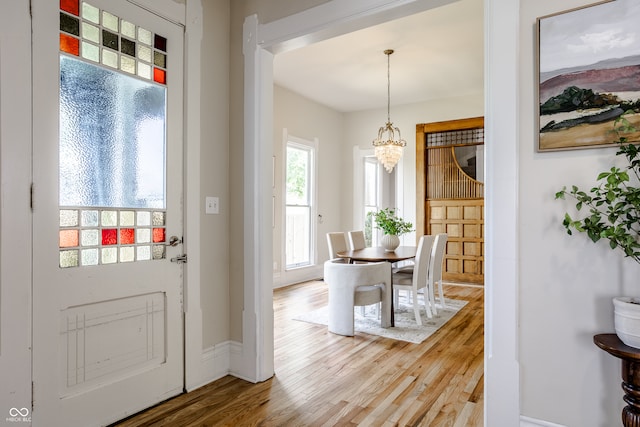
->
[363, 156, 382, 247]
[285, 138, 316, 269]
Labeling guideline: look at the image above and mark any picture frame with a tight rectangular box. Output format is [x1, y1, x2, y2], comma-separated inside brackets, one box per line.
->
[537, 0, 640, 151]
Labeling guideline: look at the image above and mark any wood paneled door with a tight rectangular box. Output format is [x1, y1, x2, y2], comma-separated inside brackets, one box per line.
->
[416, 117, 484, 284]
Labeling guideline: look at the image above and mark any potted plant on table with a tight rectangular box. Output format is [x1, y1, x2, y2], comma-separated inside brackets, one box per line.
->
[368, 208, 413, 252]
[555, 117, 640, 348]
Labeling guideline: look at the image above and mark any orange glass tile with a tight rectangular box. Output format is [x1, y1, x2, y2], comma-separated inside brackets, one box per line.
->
[153, 68, 166, 85]
[120, 228, 135, 245]
[60, 33, 80, 56]
[59, 229, 79, 248]
[102, 229, 118, 245]
[152, 227, 165, 243]
[60, 0, 79, 16]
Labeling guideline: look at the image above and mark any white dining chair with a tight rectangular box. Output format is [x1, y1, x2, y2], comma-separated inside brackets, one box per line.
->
[392, 234, 437, 325]
[326, 232, 349, 263]
[347, 230, 366, 251]
[430, 233, 448, 310]
[324, 259, 391, 336]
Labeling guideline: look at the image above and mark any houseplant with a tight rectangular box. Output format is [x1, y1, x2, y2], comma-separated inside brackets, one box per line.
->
[368, 208, 413, 252]
[555, 116, 640, 347]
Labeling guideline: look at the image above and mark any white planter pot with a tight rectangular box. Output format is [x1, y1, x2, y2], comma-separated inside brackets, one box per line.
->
[381, 234, 400, 252]
[613, 297, 640, 349]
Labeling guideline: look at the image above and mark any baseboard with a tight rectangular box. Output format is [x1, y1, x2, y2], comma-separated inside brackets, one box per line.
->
[521, 415, 567, 427]
[186, 340, 236, 391]
[273, 264, 323, 289]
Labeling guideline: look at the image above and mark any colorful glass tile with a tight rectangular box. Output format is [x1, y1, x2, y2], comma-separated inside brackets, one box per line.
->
[138, 27, 152, 45]
[60, 12, 80, 36]
[154, 34, 167, 52]
[81, 41, 99, 62]
[121, 20, 136, 39]
[152, 245, 165, 260]
[60, 0, 79, 16]
[102, 30, 119, 51]
[138, 45, 152, 63]
[102, 49, 118, 68]
[120, 228, 135, 245]
[102, 11, 119, 32]
[82, 22, 99, 43]
[81, 248, 99, 266]
[120, 211, 135, 226]
[81, 229, 99, 246]
[101, 247, 117, 264]
[152, 227, 165, 243]
[137, 63, 151, 80]
[152, 212, 165, 226]
[153, 68, 166, 85]
[102, 229, 118, 245]
[60, 209, 79, 227]
[101, 211, 117, 226]
[153, 51, 166, 68]
[137, 228, 151, 243]
[60, 250, 79, 268]
[60, 34, 80, 56]
[81, 210, 99, 226]
[121, 56, 135, 74]
[137, 245, 151, 261]
[137, 211, 151, 226]
[121, 38, 135, 57]
[81, 3, 99, 24]
[120, 246, 135, 262]
[59, 229, 79, 248]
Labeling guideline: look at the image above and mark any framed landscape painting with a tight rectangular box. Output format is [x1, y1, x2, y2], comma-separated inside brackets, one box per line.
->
[538, 0, 640, 151]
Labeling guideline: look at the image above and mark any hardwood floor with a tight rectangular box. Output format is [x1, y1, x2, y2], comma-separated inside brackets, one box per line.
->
[113, 281, 484, 426]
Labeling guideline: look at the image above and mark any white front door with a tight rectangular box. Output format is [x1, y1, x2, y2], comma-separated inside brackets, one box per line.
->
[32, 1, 184, 425]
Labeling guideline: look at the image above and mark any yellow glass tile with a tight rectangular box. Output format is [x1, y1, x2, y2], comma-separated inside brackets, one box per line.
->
[101, 247, 117, 264]
[81, 41, 99, 62]
[120, 210, 135, 226]
[152, 245, 165, 259]
[121, 20, 136, 39]
[152, 211, 165, 226]
[137, 228, 151, 243]
[60, 250, 79, 268]
[81, 248, 99, 266]
[120, 56, 135, 74]
[82, 22, 99, 43]
[138, 45, 151, 63]
[82, 2, 99, 24]
[137, 62, 151, 79]
[60, 209, 78, 227]
[101, 210, 117, 226]
[102, 48, 118, 68]
[120, 246, 135, 262]
[137, 245, 151, 261]
[102, 11, 119, 32]
[138, 27, 152, 45]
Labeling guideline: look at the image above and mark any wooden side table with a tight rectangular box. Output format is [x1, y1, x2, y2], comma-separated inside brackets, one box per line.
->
[594, 333, 640, 427]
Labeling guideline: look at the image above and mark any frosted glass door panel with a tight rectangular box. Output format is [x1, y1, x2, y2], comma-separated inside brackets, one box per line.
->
[60, 56, 166, 208]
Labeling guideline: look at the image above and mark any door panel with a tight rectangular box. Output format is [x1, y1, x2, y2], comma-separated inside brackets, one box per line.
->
[32, 0, 184, 425]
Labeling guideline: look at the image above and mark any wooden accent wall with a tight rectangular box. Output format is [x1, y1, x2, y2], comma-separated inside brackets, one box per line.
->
[427, 199, 484, 284]
[416, 117, 484, 284]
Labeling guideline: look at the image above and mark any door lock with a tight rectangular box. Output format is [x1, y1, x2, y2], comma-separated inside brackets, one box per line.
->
[170, 254, 187, 264]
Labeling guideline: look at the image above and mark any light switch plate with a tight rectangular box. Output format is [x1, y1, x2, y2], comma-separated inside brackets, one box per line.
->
[205, 196, 219, 214]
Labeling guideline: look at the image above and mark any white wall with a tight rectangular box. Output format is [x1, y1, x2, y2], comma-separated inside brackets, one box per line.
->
[519, 0, 640, 424]
[272, 85, 344, 287]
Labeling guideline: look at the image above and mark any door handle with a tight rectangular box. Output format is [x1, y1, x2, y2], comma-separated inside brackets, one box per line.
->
[165, 235, 182, 247]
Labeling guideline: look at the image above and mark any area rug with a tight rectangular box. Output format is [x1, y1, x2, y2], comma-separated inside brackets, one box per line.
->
[292, 294, 467, 344]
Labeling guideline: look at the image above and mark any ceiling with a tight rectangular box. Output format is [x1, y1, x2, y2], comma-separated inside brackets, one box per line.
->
[273, 0, 484, 113]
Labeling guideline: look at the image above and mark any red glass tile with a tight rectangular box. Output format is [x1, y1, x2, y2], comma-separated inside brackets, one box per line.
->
[60, 33, 80, 56]
[154, 34, 167, 52]
[60, 0, 79, 16]
[153, 68, 166, 85]
[59, 229, 79, 248]
[120, 228, 135, 245]
[152, 228, 165, 243]
[102, 229, 118, 245]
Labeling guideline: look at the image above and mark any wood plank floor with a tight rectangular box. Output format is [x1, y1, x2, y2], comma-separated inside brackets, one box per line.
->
[113, 281, 484, 427]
